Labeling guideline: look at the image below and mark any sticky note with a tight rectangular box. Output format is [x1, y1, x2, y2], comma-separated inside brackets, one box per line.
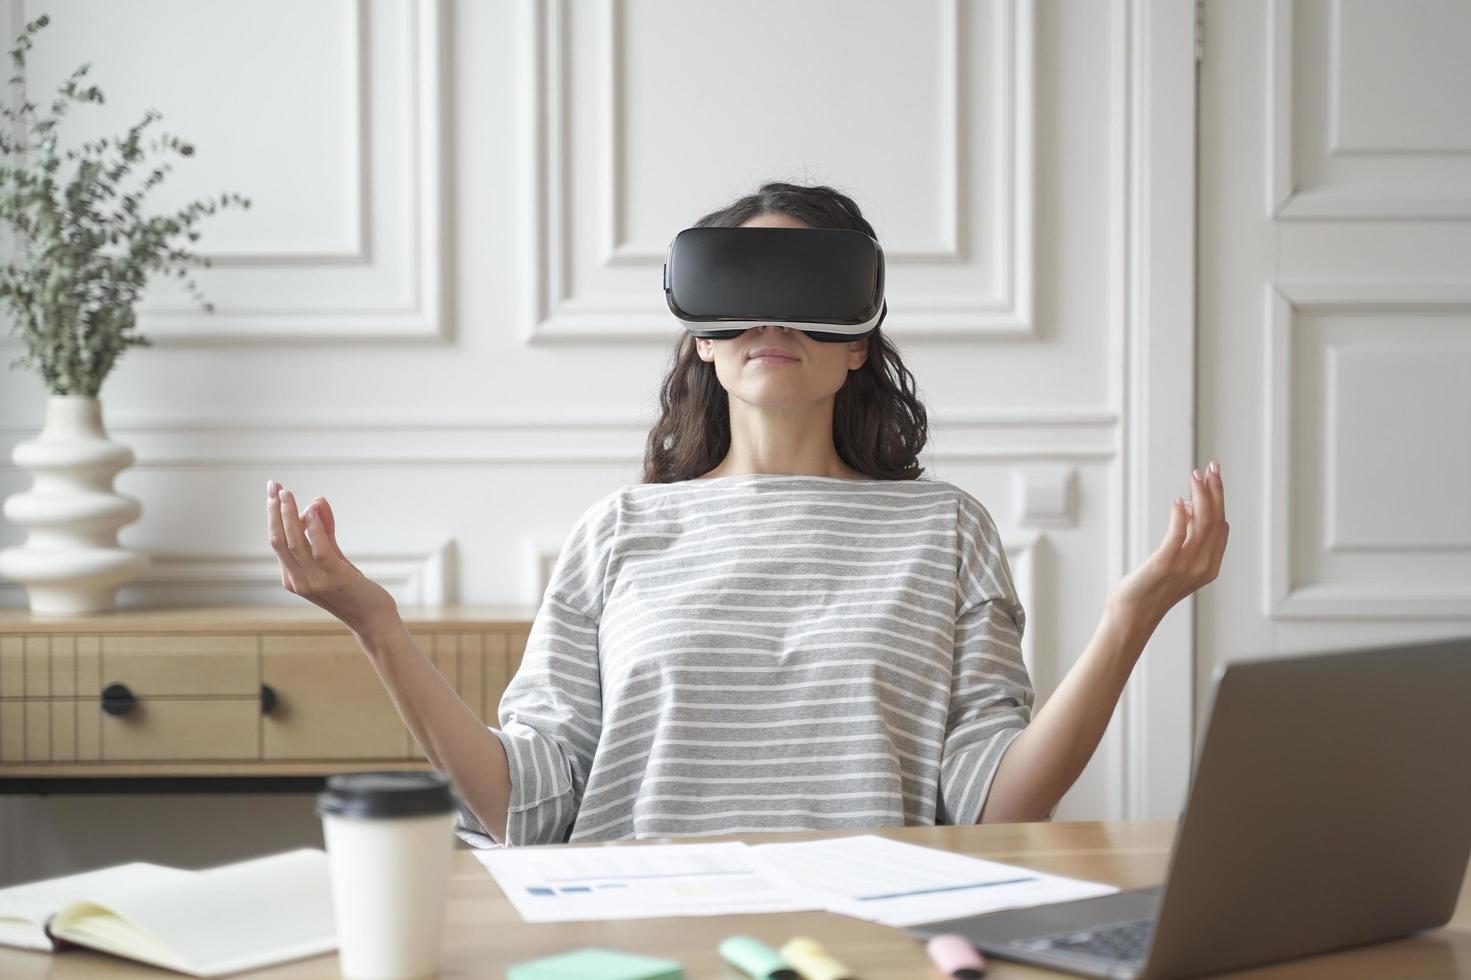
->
[505, 947, 685, 980]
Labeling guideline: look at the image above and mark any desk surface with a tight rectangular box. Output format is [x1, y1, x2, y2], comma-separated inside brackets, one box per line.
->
[3, 820, 1468, 979]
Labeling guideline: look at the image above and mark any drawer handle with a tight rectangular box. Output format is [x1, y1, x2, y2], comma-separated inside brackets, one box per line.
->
[260, 684, 278, 716]
[101, 683, 136, 717]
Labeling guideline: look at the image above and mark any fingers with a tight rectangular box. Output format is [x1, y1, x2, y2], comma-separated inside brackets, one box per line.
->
[1164, 495, 1189, 551]
[1187, 466, 1212, 544]
[1185, 461, 1229, 583]
[1209, 520, 1230, 579]
[1210, 460, 1226, 526]
[267, 481, 326, 598]
[1200, 461, 1224, 545]
[1209, 462, 1229, 576]
[277, 488, 318, 580]
[303, 504, 339, 567]
[266, 480, 304, 585]
[315, 496, 336, 539]
[310, 497, 344, 561]
[1181, 472, 1199, 546]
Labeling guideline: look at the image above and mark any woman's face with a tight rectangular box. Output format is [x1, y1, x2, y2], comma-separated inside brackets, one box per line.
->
[693, 211, 870, 408]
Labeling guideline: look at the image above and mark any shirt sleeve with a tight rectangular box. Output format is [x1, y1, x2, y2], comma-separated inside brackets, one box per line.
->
[459, 492, 617, 847]
[936, 492, 1035, 826]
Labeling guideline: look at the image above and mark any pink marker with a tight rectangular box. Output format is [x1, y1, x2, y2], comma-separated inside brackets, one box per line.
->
[925, 934, 986, 978]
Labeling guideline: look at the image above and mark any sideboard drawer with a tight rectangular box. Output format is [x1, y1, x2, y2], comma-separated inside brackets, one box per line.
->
[0, 608, 539, 777]
[100, 635, 259, 696]
[261, 634, 411, 760]
[0, 698, 92, 763]
[102, 698, 260, 761]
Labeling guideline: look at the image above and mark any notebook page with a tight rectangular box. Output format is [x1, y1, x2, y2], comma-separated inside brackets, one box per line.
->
[50, 848, 336, 977]
[0, 863, 193, 951]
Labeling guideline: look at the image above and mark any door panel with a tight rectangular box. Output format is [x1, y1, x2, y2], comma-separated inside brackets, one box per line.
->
[1196, 0, 1471, 720]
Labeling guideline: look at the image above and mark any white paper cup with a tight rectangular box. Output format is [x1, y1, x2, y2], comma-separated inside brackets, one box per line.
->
[317, 771, 457, 979]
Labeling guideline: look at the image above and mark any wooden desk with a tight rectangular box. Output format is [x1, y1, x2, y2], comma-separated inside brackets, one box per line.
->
[2, 820, 1468, 978]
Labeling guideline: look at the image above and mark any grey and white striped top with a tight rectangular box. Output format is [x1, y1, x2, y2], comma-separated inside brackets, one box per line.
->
[464, 472, 1032, 847]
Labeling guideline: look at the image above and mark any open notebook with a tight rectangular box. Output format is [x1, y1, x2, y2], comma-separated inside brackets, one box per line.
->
[0, 848, 335, 977]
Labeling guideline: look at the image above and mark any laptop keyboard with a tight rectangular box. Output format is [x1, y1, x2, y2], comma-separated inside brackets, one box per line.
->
[1013, 918, 1152, 965]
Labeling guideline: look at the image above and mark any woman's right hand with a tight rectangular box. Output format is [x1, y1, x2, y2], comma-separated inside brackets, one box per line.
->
[266, 480, 398, 636]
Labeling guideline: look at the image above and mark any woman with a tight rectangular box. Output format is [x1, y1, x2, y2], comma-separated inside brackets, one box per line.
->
[265, 182, 1228, 847]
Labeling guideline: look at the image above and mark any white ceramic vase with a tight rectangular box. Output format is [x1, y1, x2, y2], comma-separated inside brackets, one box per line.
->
[0, 395, 149, 615]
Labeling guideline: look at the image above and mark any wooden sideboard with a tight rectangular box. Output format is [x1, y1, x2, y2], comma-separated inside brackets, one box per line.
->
[0, 605, 538, 779]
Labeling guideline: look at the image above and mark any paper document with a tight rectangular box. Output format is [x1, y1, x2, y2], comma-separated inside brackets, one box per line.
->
[747, 834, 1119, 927]
[475, 834, 1117, 926]
[472, 842, 822, 922]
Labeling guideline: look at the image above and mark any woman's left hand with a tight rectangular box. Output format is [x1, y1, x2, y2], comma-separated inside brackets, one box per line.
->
[1107, 460, 1229, 624]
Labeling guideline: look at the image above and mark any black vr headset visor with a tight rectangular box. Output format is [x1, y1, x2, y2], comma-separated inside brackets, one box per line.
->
[664, 227, 886, 342]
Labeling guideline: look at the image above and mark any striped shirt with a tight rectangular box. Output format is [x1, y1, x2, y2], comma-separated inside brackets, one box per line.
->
[461, 472, 1032, 847]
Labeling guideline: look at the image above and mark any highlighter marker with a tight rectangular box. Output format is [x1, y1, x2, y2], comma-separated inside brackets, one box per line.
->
[778, 936, 858, 980]
[718, 936, 800, 980]
[925, 934, 986, 978]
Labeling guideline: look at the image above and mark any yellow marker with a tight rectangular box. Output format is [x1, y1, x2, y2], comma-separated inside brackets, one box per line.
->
[778, 937, 857, 980]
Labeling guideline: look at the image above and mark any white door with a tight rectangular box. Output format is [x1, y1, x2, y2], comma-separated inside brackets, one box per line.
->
[1196, 0, 1471, 725]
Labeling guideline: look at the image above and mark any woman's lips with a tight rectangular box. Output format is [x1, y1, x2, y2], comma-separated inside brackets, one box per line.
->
[749, 354, 798, 364]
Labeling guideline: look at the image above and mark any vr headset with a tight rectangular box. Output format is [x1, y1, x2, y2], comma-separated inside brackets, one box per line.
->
[664, 226, 886, 342]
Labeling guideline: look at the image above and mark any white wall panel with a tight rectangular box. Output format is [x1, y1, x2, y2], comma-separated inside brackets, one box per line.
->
[1333, 0, 1471, 153]
[525, 0, 1034, 341]
[1270, 0, 1471, 219]
[17, 0, 445, 338]
[1266, 282, 1471, 621]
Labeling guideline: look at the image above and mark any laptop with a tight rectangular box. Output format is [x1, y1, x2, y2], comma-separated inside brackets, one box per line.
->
[905, 634, 1471, 979]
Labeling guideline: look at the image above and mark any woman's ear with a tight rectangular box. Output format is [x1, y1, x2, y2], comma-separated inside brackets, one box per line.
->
[695, 337, 715, 363]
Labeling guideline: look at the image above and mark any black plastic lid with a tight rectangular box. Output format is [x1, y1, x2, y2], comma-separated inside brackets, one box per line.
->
[315, 770, 456, 819]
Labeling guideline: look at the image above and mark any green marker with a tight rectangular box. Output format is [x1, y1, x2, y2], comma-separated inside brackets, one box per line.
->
[506, 947, 684, 980]
[718, 936, 800, 980]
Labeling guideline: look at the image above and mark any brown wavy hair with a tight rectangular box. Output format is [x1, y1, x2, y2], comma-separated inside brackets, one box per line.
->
[640, 182, 930, 484]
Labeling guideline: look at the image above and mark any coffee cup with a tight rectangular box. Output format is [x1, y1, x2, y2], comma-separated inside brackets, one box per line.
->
[316, 771, 457, 979]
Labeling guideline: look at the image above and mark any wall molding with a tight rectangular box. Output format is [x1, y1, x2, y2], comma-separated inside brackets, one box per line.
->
[127, 0, 370, 265]
[0, 408, 1118, 470]
[0, 539, 456, 609]
[1116, 0, 1198, 822]
[0, 406, 1118, 431]
[1265, 281, 1471, 620]
[129, 0, 448, 340]
[1323, 0, 1471, 158]
[522, 0, 1036, 343]
[1267, 0, 1471, 221]
[598, 0, 965, 265]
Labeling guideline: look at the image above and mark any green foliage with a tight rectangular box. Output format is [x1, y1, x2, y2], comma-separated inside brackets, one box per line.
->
[0, 14, 251, 396]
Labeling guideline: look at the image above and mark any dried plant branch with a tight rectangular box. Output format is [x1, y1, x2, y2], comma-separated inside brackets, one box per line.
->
[0, 14, 251, 396]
